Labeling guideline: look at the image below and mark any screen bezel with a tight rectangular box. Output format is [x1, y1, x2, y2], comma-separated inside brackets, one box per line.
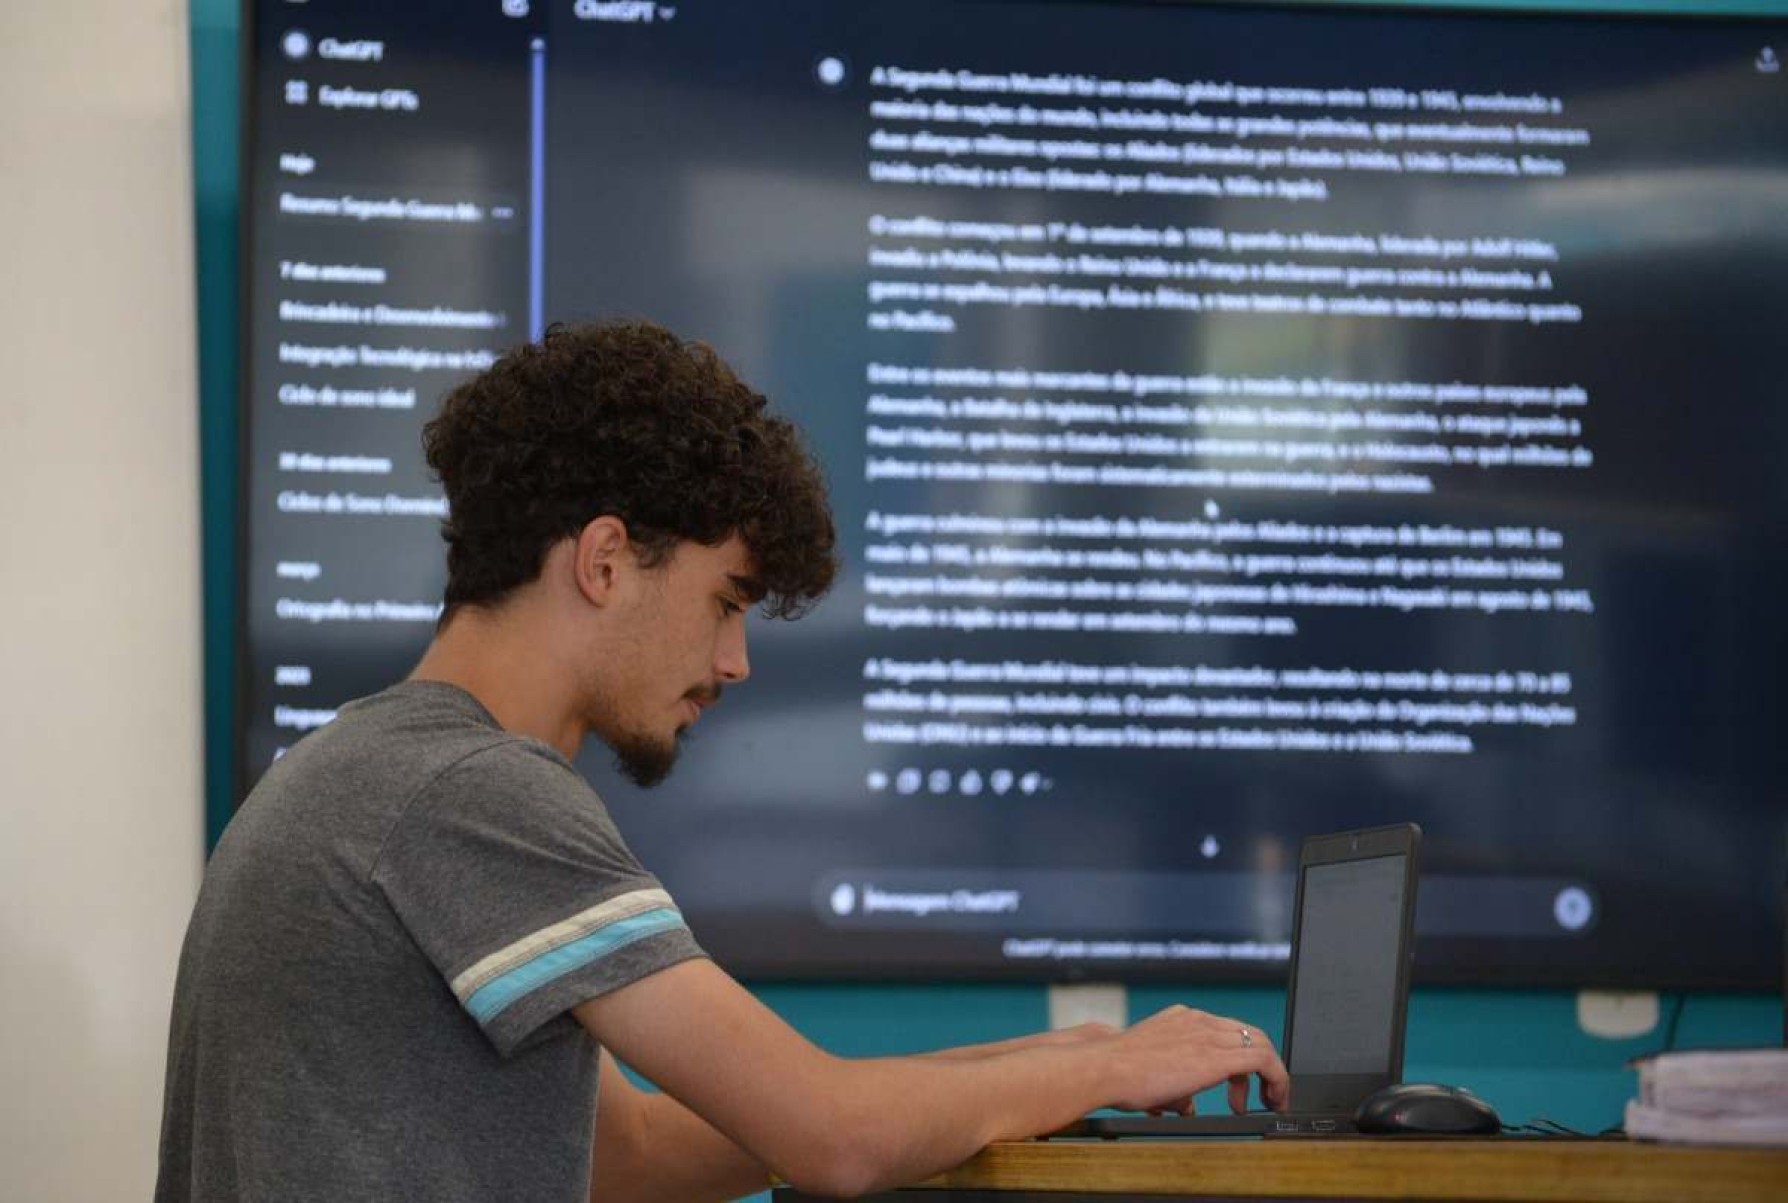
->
[1281, 823, 1422, 1110]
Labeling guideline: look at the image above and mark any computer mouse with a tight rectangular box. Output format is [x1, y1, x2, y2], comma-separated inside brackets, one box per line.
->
[1352, 1082, 1502, 1135]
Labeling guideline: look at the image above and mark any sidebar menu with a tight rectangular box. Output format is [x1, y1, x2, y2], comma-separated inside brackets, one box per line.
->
[243, 2, 542, 780]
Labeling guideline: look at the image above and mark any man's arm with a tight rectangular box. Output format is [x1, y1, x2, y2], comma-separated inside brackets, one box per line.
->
[576, 959, 1286, 1201]
[591, 1051, 773, 1203]
[586, 1023, 1120, 1203]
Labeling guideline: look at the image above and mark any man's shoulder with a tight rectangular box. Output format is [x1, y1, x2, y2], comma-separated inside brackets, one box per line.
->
[239, 680, 578, 831]
[321, 679, 567, 775]
[339, 683, 599, 823]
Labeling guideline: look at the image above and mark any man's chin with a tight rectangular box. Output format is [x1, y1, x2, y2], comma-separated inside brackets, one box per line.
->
[609, 731, 681, 789]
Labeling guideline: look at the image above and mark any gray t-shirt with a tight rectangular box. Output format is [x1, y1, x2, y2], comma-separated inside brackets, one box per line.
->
[156, 680, 706, 1202]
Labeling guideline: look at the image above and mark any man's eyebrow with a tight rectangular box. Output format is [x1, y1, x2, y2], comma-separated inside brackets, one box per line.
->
[727, 573, 767, 604]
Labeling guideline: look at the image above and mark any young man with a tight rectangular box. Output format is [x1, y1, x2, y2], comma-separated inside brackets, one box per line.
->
[157, 321, 1288, 1203]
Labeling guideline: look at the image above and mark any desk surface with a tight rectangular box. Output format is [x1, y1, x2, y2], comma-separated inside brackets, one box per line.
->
[881, 1137, 1788, 1202]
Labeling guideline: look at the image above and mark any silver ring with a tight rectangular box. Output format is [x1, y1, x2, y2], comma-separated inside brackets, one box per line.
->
[1240, 1026, 1253, 1048]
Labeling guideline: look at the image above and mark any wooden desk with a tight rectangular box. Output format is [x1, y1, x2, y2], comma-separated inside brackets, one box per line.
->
[776, 1138, 1788, 1202]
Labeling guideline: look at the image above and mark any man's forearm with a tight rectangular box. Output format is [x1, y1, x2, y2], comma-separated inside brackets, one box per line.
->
[813, 1041, 1116, 1196]
[629, 1086, 768, 1201]
[597, 1050, 1089, 1203]
[594, 1029, 1102, 1203]
[915, 1023, 1111, 1063]
[592, 1049, 771, 1203]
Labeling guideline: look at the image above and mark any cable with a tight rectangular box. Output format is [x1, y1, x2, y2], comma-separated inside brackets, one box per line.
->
[1598, 991, 1691, 1139]
[1658, 992, 1688, 1054]
[1499, 1118, 1606, 1139]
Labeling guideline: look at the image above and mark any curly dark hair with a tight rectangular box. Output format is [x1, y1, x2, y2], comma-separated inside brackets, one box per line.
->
[422, 319, 837, 620]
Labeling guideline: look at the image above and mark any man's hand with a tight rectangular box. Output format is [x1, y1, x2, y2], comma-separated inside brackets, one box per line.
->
[1094, 1005, 1289, 1116]
[911, 1011, 1284, 1118]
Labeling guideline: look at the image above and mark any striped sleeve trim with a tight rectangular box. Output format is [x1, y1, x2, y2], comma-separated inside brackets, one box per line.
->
[450, 887, 687, 1023]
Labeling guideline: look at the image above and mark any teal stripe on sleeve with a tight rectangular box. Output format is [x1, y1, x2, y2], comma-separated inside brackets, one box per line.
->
[464, 907, 688, 1023]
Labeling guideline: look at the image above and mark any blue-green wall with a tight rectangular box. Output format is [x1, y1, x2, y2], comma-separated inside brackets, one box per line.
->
[190, 0, 1783, 1145]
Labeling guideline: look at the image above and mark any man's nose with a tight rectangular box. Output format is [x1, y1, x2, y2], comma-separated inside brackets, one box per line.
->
[716, 621, 750, 684]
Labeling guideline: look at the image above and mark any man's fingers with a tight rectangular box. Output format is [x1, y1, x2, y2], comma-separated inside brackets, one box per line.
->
[1228, 1072, 1250, 1114]
[1211, 1047, 1290, 1109]
[1263, 1069, 1291, 1111]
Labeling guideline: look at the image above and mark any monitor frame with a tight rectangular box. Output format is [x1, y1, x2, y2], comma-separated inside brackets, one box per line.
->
[229, 0, 1788, 990]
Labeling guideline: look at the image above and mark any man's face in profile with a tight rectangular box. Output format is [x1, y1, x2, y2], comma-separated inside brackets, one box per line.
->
[584, 535, 757, 787]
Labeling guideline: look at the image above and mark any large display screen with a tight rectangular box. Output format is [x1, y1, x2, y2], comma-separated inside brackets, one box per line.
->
[241, 0, 1788, 986]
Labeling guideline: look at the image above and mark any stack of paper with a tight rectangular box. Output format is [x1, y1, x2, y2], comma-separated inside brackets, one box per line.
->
[1626, 1049, 1788, 1147]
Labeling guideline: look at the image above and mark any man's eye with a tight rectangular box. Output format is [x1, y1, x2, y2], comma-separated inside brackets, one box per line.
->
[720, 598, 743, 616]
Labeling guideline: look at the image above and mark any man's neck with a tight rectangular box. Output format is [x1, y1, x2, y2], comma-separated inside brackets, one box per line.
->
[409, 606, 587, 760]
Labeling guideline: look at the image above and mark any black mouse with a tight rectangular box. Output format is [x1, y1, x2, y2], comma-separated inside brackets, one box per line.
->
[1352, 1082, 1502, 1135]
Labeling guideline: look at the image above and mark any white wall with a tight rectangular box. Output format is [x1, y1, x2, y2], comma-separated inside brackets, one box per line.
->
[0, 2, 205, 1197]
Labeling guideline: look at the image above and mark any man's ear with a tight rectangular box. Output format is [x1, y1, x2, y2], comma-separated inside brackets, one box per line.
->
[572, 516, 630, 606]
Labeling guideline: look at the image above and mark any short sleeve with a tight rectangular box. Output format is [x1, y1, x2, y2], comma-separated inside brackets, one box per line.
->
[371, 740, 707, 1056]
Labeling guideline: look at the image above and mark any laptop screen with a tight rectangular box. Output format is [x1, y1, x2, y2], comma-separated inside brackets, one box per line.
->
[1286, 853, 1409, 1076]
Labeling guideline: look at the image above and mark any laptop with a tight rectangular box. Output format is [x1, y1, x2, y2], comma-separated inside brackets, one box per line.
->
[1052, 822, 1421, 1138]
